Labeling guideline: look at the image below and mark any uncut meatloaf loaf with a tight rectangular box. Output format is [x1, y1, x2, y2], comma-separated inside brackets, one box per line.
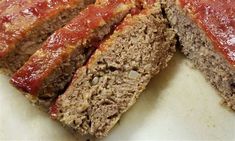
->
[163, 0, 235, 110]
[11, 0, 135, 107]
[0, 0, 94, 73]
[51, 2, 176, 138]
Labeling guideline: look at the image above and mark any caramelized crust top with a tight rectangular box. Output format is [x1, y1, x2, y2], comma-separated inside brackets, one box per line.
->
[178, 0, 235, 67]
[11, 0, 134, 95]
[0, 0, 81, 57]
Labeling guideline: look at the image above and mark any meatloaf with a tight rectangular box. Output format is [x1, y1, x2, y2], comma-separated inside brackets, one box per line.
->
[51, 2, 176, 138]
[0, 0, 94, 73]
[162, 0, 235, 110]
[11, 0, 135, 107]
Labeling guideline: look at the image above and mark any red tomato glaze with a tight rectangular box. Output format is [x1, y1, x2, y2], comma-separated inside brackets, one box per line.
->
[0, 0, 79, 57]
[179, 0, 235, 67]
[50, 101, 58, 119]
[116, 0, 156, 31]
[11, 0, 133, 95]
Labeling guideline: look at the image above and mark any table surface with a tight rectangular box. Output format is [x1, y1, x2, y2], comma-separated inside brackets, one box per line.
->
[0, 52, 235, 141]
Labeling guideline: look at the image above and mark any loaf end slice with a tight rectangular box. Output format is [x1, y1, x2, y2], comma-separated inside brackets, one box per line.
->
[162, 0, 235, 110]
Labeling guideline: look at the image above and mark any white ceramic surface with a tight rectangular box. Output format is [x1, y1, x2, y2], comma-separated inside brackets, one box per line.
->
[0, 53, 235, 141]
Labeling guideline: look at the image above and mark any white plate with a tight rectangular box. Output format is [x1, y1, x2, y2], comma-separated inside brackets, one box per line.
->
[0, 52, 235, 141]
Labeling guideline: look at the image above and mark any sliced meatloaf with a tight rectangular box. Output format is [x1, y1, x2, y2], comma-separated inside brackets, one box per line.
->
[11, 0, 135, 107]
[51, 2, 176, 138]
[162, 0, 235, 110]
[0, 0, 94, 73]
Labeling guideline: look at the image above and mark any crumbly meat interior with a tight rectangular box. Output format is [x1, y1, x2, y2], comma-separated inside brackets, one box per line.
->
[35, 13, 129, 107]
[55, 4, 176, 138]
[162, 0, 235, 110]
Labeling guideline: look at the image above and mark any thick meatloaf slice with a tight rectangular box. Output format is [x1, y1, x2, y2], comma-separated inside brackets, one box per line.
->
[0, 0, 94, 73]
[162, 0, 235, 110]
[11, 0, 135, 107]
[51, 2, 176, 138]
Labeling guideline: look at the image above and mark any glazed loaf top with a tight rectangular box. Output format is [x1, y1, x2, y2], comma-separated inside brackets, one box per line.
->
[11, 0, 134, 95]
[0, 0, 82, 58]
[178, 0, 235, 67]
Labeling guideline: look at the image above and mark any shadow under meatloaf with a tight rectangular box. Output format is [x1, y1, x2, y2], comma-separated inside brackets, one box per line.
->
[52, 2, 176, 138]
[0, 0, 95, 73]
[11, 0, 135, 107]
[162, 0, 235, 110]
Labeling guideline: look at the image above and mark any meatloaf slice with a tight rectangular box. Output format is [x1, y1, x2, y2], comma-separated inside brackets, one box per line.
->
[51, 2, 176, 138]
[0, 0, 95, 73]
[11, 0, 135, 107]
[162, 0, 235, 110]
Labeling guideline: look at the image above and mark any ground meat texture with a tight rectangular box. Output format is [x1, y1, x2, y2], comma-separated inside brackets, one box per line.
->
[0, 0, 95, 74]
[162, 0, 235, 110]
[53, 2, 176, 138]
[11, 0, 135, 108]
